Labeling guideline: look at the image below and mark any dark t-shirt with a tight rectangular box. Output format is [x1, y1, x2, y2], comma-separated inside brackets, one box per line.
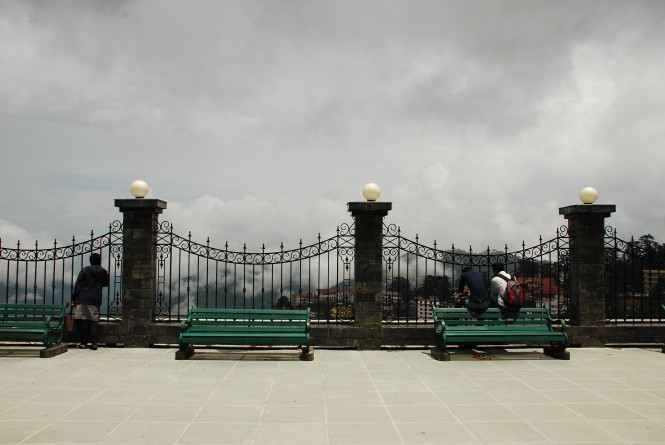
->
[458, 271, 489, 309]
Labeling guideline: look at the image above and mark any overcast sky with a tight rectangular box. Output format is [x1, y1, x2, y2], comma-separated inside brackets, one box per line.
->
[1, 0, 664, 253]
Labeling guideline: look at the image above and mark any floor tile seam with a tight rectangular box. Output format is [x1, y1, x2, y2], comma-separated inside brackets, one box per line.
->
[90, 353, 187, 435]
[408, 359, 467, 429]
[591, 418, 665, 424]
[95, 418, 192, 445]
[454, 399, 576, 422]
[564, 389, 665, 405]
[140, 362, 235, 406]
[515, 417, 644, 424]
[466, 359, 552, 379]
[322, 390, 333, 445]
[36, 385, 110, 409]
[560, 400, 665, 412]
[532, 401, 653, 422]
[503, 374, 590, 406]
[12, 413, 66, 445]
[461, 416, 628, 443]
[546, 382, 662, 405]
[569, 366, 663, 392]
[449, 418, 550, 444]
[0, 403, 14, 416]
[74, 398, 151, 444]
[404, 358, 503, 442]
[587, 419, 643, 444]
[246, 406, 269, 445]
[2, 397, 96, 424]
[250, 364, 286, 445]
[172, 359, 243, 445]
[295, 356, 328, 445]
[477, 387, 558, 425]
[359, 352, 408, 445]
[178, 420, 262, 425]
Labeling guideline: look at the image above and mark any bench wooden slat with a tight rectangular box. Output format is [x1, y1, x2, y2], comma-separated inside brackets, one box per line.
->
[188, 308, 309, 318]
[0, 303, 68, 351]
[432, 305, 568, 360]
[182, 325, 307, 332]
[177, 307, 312, 360]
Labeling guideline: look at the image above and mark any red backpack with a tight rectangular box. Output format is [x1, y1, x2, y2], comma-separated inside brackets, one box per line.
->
[499, 274, 523, 309]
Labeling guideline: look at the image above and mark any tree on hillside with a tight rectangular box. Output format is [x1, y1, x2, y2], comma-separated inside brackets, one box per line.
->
[637, 234, 657, 251]
[415, 275, 452, 304]
[388, 276, 413, 300]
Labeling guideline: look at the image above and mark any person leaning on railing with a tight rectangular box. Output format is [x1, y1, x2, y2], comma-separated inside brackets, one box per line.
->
[72, 253, 109, 350]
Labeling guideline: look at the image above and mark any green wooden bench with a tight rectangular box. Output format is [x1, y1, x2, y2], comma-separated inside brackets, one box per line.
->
[176, 307, 313, 360]
[0, 303, 69, 357]
[431, 305, 569, 360]
[661, 304, 665, 354]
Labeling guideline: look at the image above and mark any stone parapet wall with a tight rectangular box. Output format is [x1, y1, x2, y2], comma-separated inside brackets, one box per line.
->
[86, 323, 663, 348]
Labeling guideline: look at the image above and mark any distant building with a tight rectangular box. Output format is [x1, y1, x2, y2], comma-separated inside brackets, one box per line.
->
[517, 277, 563, 298]
[290, 288, 353, 307]
[414, 297, 440, 319]
[643, 269, 665, 296]
[517, 277, 566, 312]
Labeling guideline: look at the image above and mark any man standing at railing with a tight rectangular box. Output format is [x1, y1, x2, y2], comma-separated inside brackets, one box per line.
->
[72, 253, 109, 350]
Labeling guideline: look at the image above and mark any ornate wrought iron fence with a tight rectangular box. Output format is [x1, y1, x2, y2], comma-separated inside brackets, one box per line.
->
[154, 221, 355, 323]
[382, 224, 571, 324]
[605, 227, 665, 324]
[0, 222, 123, 320]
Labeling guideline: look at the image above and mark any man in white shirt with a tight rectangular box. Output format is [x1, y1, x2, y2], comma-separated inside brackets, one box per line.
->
[489, 262, 512, 308]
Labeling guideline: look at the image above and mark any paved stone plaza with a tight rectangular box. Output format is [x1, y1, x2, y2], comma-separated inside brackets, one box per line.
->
[1, 346, 665, 444]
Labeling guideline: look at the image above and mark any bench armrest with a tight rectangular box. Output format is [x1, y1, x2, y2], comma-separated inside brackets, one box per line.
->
[434, 319, 447, 334]
[47, 304, 68, 329]
[552, 318, 566, 332]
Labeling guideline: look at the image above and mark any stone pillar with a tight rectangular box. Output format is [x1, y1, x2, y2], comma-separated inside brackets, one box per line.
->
[348, 202, 392, 350]
[559, 204, 615, 347]
[115, 198, 167, 347]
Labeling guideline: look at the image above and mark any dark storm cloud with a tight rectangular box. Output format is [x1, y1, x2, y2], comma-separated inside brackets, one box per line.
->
[1, 0, 664, 251]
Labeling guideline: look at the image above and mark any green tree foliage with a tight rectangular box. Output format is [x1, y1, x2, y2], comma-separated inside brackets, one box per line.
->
[637, 234, 657, 252]
[415, 275, 451, 303]
[606, 233, 665, 319]
[389, 276, 413, 300]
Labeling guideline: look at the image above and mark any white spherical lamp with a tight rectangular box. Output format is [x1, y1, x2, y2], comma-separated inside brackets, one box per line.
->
[579, 186, 598, 204]
[362, 183, 381, 202]
[130, 180, 150, 198]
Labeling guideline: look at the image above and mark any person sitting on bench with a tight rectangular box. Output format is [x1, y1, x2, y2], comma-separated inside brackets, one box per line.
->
[454, 266, 490, 311]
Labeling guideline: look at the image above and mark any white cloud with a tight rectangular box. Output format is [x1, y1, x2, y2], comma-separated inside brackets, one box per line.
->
[420, 162, 449, 191]
[166, 194, 345, 251]
[1, 0, 664, 253]
[0, 218, 50, 247]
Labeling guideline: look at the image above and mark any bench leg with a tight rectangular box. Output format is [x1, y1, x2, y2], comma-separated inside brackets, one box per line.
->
[40, 343, 68, 358]
[543, 346, 570, 360]
[300, 346, 314, 361]
[175, 346, 194, 360]
[430, 346, 450, 361]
